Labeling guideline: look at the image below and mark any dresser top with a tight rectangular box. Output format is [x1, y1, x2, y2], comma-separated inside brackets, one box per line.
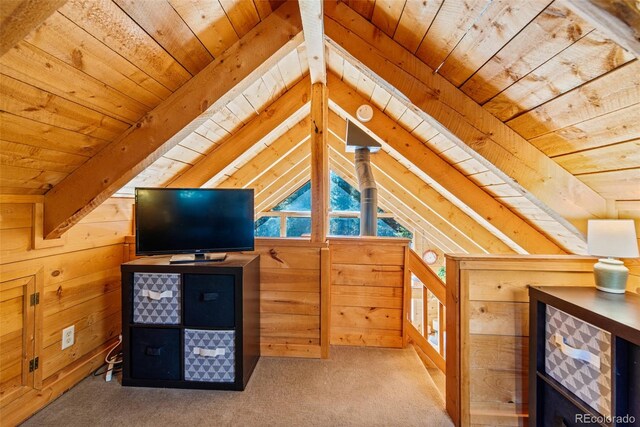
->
[530, 286, 640, 344]
[123, 253, 258, 268]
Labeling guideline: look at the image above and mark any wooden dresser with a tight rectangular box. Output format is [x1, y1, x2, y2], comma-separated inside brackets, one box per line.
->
[529, 286, 640, 426]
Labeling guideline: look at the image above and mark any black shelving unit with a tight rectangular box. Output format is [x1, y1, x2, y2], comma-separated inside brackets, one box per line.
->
[529, 286, 640, 427]
[121, 254, 260, 390]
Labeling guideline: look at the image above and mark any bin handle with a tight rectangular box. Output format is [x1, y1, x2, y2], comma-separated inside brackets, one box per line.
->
[201, 292, 219, 302]
[141, 289, 173, 300]
[146, 346, 163, 356]
[193, 347, 225, 357]
[553, 333, 600, 368]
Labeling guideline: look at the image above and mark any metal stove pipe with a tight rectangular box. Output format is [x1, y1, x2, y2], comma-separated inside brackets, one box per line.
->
[355, 147, 377, 236]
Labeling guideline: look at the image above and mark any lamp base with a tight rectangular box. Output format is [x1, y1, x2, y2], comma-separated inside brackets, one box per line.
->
[593, 258, 628, 294]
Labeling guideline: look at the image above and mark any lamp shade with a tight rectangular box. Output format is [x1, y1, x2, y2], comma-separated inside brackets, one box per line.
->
[587, 219, 639, 258]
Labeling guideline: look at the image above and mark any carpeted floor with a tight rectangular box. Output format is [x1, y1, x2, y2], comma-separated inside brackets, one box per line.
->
[23, 346, 453, 426]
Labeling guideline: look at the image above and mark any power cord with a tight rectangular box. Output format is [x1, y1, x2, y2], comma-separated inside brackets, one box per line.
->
[94, 334, 123, 381]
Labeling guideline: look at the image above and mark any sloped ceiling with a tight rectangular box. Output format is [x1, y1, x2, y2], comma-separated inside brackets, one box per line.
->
[1, 0, 639, 256]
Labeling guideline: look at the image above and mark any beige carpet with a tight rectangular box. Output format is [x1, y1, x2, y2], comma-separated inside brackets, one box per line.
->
[23, 346, 452, 426]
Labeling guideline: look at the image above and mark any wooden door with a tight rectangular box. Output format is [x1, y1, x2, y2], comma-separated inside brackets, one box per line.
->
[0, 275, 39, 407]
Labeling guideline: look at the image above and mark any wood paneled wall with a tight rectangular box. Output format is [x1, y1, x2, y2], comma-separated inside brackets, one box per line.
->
[445, 255, 603, 427]
[0, 196, 133, 426]
[252, 238, 329, 358]
[328, 237, 409, 348]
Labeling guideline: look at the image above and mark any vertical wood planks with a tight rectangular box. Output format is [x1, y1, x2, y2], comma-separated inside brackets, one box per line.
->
[310, 83, 328, 243]
[329, 237, 409, 348]
[253, 239, 326, 358]
[445, 254, 598, 426]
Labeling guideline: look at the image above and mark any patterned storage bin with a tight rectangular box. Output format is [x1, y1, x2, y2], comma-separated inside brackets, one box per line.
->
[133, 273, 181, 324]
[545, 305, 612, 417]
[184, 329, 235, 383]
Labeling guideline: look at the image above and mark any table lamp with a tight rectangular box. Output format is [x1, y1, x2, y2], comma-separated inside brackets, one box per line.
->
[587, 219, 639, 293]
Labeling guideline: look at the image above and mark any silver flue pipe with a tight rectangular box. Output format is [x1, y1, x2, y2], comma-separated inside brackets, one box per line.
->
[354, 147, 377, 236]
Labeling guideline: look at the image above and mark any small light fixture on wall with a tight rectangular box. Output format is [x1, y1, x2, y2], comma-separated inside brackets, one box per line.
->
[587, 219, 639, 293]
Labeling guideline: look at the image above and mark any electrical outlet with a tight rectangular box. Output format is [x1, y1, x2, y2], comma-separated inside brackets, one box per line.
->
[61, 325, 74, 350]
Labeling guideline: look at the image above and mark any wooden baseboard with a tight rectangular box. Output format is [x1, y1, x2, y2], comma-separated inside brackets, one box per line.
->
[2, 339, 116, 426]
[260, 343, 322, 358]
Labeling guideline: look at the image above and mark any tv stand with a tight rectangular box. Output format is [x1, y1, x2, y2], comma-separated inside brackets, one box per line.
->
[169, 253, 227, 264]
[121, 253, 260, 390]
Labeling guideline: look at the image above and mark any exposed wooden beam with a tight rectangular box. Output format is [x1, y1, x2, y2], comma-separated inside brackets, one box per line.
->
[325, 1, 606, 236]
[563, 0, 640, 57]
[216, 117, 310, 189]
[169, 76, 310, 188]
[327, 73, 565, 255]
[259, 170, 310, 214]
[42, 1, 303, 238]
[255, 155, 311, 212]
[328, 137, 465, 254]
[0, 0, 67, 56]
[329, 154, 450, 259]
[329, 111, 515, 255]
[299, 0, 326, 83]
[310, 82, 328, 242]
[329, 133, 473, 253]
[330, 163, 456, 256]
[253, 141, 310, 199]
[252, 139, 311, 211]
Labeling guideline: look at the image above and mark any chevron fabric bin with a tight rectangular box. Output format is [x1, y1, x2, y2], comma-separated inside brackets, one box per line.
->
[545, 305, 612, 417]
[133, 273, 181, 324]
[184, 329, 235, 382]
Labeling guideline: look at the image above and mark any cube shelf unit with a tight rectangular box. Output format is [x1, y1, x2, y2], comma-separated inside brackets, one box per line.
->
[529, 286, 640, 427]
[121, 254, 260, 390]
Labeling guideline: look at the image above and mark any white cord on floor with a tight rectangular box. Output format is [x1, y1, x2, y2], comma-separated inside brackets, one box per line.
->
[104, 334, 123, 382]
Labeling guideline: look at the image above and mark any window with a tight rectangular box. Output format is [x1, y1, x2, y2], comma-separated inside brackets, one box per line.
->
[255, 171, 412, 239]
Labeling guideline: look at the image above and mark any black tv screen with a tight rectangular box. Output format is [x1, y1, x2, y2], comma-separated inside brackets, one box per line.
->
[135, 188, 254, 256]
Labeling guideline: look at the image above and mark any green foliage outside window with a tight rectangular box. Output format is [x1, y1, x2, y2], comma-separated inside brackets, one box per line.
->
[255, 171, 413, 239]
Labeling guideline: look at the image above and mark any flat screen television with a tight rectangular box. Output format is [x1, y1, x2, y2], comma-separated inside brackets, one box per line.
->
[135, 188, 254, 262]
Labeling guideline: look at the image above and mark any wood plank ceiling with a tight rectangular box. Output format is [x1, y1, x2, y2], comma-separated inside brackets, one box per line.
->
[0, 0, 638, 256]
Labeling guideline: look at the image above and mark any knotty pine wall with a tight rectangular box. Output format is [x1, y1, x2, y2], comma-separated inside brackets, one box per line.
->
[329, 237, 409, 349]
[253, 239, 329, 358]
[0, 196, 133, 425]
[444, 255, 633, 427]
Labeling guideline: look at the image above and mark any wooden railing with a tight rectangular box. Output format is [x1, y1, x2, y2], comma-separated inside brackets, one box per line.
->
[405, 248, 447, 373]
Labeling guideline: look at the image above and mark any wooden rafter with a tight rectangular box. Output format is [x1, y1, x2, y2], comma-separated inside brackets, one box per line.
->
[255, 153, 311, 212]
[42, 1, 304, 239]
[310, 82, 328, 242]
[170, 76, 311, 188]
[329, 133, 475, 253]
[253, 143, 310, 203]
[259, 169, 311, 214]
[328, 154, 450, 259]
[325, 1, 607, 236]
[0, 0, 67, 56]
[329, 158, 448, 256]
[299, 0, 326, 84]
[327, 73, 565, 255]
[328, 137, 465, 254]
[216, 117, 311, 189]
[563, 0, 640, 57]
[329, 111, 515, 255]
